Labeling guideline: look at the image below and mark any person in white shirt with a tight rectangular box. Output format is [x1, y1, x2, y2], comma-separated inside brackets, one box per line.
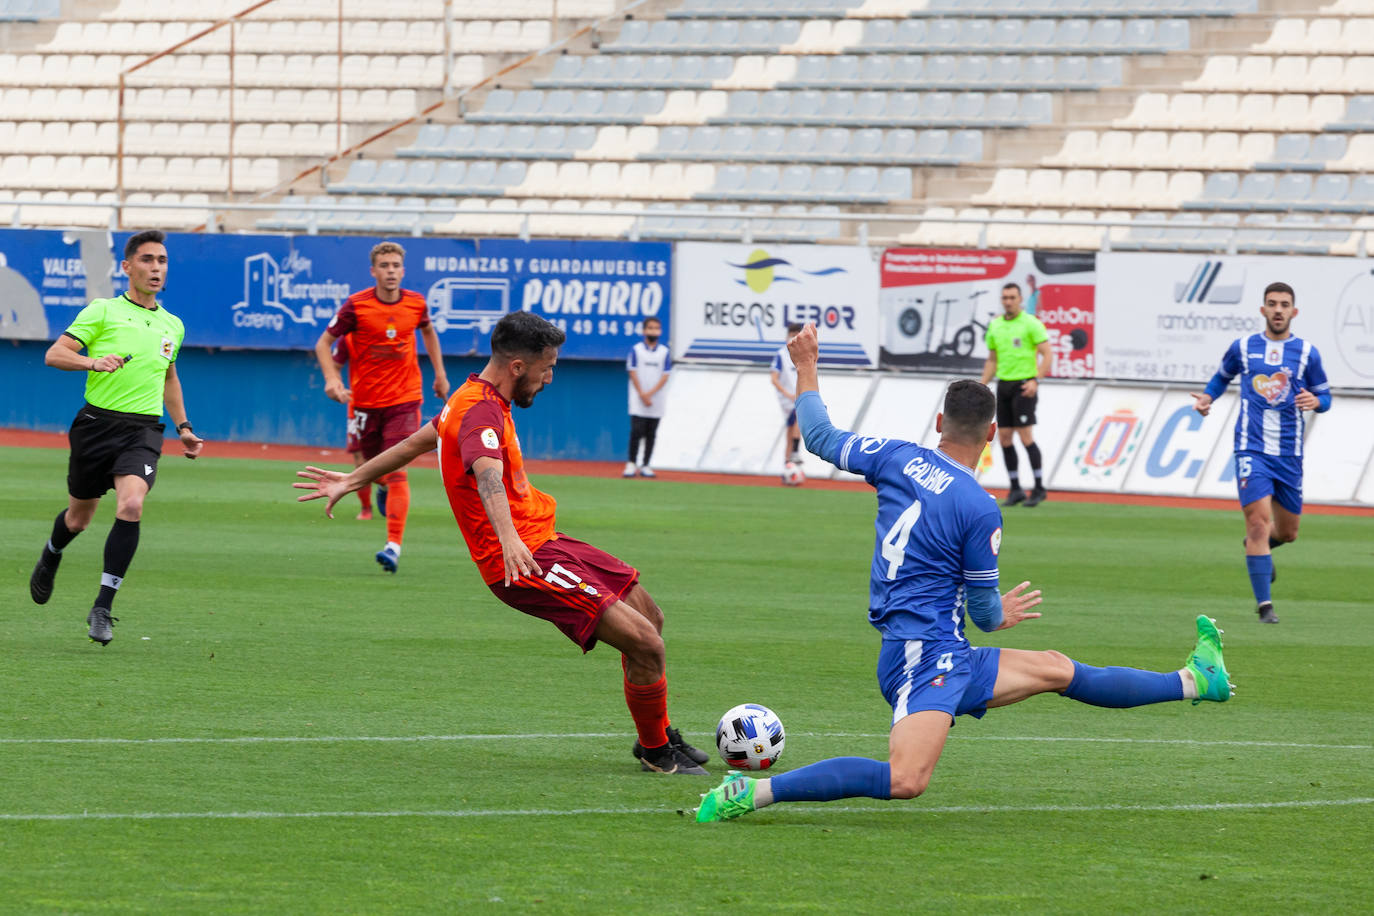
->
[770, 321, 805, 472]
[624, 317, 671, 479]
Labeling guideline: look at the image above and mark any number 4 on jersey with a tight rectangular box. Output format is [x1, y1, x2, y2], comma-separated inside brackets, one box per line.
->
[880, 500, 922, 580]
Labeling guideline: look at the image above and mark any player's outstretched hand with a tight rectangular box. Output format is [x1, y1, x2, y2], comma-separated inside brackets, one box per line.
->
[995, 580, 1043, 630]
[499, 537, 543, 586]
[786, 322, 819, 368]
[1189, 392, 1213, 416]
[293, 465, 351, 519]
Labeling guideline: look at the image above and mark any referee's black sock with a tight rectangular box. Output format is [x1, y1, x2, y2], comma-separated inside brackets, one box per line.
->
[1025, 442, 1044, 487]
[1002, 446, 1020, 490]
[95, 518, 140, 610]
[46, 509, 79, 557]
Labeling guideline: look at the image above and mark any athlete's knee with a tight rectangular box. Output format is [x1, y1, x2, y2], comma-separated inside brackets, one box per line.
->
[1041, 650, 1075, 690]
[888, 765, 934, 800]
[114, 495, 145, 521]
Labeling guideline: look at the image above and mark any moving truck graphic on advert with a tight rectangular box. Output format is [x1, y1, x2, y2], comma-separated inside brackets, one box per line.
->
[426, 276, 510, 333]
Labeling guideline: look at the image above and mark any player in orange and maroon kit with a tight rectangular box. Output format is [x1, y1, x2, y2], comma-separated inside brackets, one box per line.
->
[314, 241, 449, 572]
[295, 312, 710, 776]
[332, 333, 377, 521]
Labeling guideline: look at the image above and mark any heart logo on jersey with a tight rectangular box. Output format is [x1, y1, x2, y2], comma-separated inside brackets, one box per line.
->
[1251, 371, 1290, 405]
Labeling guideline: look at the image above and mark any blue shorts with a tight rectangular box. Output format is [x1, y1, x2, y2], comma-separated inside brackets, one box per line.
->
[877, 640, 1001, 725]
[1235, 452, 1303, 515]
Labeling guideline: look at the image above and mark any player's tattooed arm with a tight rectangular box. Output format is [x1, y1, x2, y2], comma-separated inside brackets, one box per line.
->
[471, 457, 542, 585]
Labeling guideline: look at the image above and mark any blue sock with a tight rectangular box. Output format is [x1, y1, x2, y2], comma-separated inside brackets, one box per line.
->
[1246, 554, 1273, 604]
[769, 757, 892, 803]
[1062, 661, 1184, 708]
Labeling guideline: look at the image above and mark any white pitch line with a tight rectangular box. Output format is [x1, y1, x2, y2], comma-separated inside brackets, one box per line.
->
[0, 733, 1368, 750]
[1, 797, 1371, 824]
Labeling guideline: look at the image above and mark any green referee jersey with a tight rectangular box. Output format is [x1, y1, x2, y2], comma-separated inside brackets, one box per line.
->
[984, 310, 1048, 381]
[64, 294, 185, 416]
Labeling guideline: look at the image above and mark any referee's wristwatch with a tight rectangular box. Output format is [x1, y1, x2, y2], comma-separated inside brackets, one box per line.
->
[177, 421, 194, 433]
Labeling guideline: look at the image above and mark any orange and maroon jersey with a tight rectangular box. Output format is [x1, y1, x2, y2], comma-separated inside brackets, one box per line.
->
[326, 287, 430, 409]
[435, 374, 558, 584]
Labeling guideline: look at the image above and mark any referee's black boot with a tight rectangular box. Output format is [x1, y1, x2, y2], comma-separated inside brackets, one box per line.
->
[87, 607, 117, 646]
[29, 547, 61, 604]
[1002, 487, 1026, 507]
[1023, 486, 1049, 508]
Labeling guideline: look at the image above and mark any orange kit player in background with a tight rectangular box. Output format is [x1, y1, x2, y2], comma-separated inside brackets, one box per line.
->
[331, 334, 377, 521]
[314, 241, 450, 572]
[294, 311, 711, 776]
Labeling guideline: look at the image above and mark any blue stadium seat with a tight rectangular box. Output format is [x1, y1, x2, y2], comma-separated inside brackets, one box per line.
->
[1156, 19, 1189, 51]
[821, 91, 855, 121]
[812, 165, 845, 195]
[859, 55, 894, 85]
[863, 19, 896, 48]
[657, 125, 690, 155]
[432, 161, 467, 192]
[882, 128, 918, 159]
[474, 124, 506, 154]
[671, 56, 704, 84]
[405, 123, 446, 157]
[1022, 20, 1056, 48]
[1236, 172, 1276, 205]
[990, 19, 1022, 49]
[880, 166, 913, 199]
[959, 19, 993, 48]
[643, 55, 674, 83]
[572, 90, 604, 118]
[444, 124, 477, 155]
[1090, 56, 1123, 86]
[615, 20, 650, 48]
[721, 125, 753, 156]
[1087, 18, 1123, 51]
[830, 55, 861, 84]
[845, 166, 880, 199]
[1332, 95, 1374, 130]
[952, 92, 986, 125]
[743, 164, 781, 198]
[923, 19, 957, 48]
[512, 90, 544, 117]
[546, 55, 582, 83]
[465, 160, 498, 191]
[1019, 92, 1054, 123]
[332, 159, 378, 191]
[814, 126, 846, 157]
[1310, 173, 1351, 210]
[753, 125, 786, 155]
[949, 129, 984, 162]
[688, 125, 722, 155]
[703, 19, 739, 50]
[915, 128, 950, 160]
[779, 164, 812, 198]
[890, 55, 923, 84]
[727, 91, 760, 118]
[505, 125, 537, 154]
[705, 55, 735, 81]
[854, 91, 887, 121]
[493, 161, 526, 189]
[760, 90, 794, 119]
[850, 127, 883, 158]
[532, 124, 567, 154]
[926, 55, 959, 84]
[888, 92, 921, 122]
[712, 164, 748, 195]
[479, 89, 514, 116]
[793, 55, 830, 84]
[1271, 173, 1314, 209]
[1188, 171, 1239, 210]
[1057, 56, 1090, 87]
[1307, 133, 1347, 166]
[1054, 19, 1091, 50]
[399, 160, 438, 193]
[583, 55, 617, 84]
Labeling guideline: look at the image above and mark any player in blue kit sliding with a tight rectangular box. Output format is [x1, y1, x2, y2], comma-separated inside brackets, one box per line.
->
[1190, 281, 1331, 625]
[697, 324, 1233, 824]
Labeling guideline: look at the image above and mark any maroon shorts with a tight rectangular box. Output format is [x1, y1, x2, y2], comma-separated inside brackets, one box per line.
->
[487, 534, 640, 652]
[353, 400, 422, 460]
[345, 404, 363, 453]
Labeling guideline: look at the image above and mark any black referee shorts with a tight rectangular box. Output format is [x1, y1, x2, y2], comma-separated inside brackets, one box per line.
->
[995, 379, 1038, 429]
[66, 403, 165, 499]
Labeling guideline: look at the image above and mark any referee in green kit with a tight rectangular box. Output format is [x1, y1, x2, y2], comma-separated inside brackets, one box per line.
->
[979, 281, 1053, 508]
[29, 230, 204, 645]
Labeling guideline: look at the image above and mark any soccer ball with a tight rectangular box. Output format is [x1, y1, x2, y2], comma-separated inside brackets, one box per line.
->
[715, 703, 786, 770]
[781, 461, 805, 487]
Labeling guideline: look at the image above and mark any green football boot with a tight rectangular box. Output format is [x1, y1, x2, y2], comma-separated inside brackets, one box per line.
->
[695, 771, 758, 823]
[1186, 614, 1233, 705]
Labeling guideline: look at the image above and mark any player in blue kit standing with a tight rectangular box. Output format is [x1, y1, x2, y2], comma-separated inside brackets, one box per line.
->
[695, 323, 1234, 823]
[1190, 281, 1331, 625]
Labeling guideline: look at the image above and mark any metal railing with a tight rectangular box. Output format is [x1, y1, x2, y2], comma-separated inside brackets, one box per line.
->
[111, 0, 648, 225]
[7, 197, 1371, 256]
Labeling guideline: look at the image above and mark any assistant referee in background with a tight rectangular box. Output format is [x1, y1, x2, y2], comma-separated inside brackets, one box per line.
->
[980, 281, 1053, 507]
[29, 230, 203, 645]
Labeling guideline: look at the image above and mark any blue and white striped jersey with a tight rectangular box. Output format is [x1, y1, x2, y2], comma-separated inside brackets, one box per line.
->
[1204, 333, 1330, 458]
[832, 433, 1003, 643]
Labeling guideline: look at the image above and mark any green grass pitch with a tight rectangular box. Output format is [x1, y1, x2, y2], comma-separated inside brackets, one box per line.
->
[1, 445, 1371, 913]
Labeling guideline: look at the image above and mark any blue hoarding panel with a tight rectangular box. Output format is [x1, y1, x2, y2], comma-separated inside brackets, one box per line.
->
[0, 229, 671, 361]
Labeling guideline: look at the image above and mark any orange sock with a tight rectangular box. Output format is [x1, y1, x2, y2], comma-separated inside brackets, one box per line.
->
[623, 674, 669, 749]
[383, 471, 409, 544]
[357, 483, 372, 511]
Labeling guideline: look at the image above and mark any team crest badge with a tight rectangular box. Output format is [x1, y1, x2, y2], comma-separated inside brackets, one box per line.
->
[931, 675, 946, 687]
